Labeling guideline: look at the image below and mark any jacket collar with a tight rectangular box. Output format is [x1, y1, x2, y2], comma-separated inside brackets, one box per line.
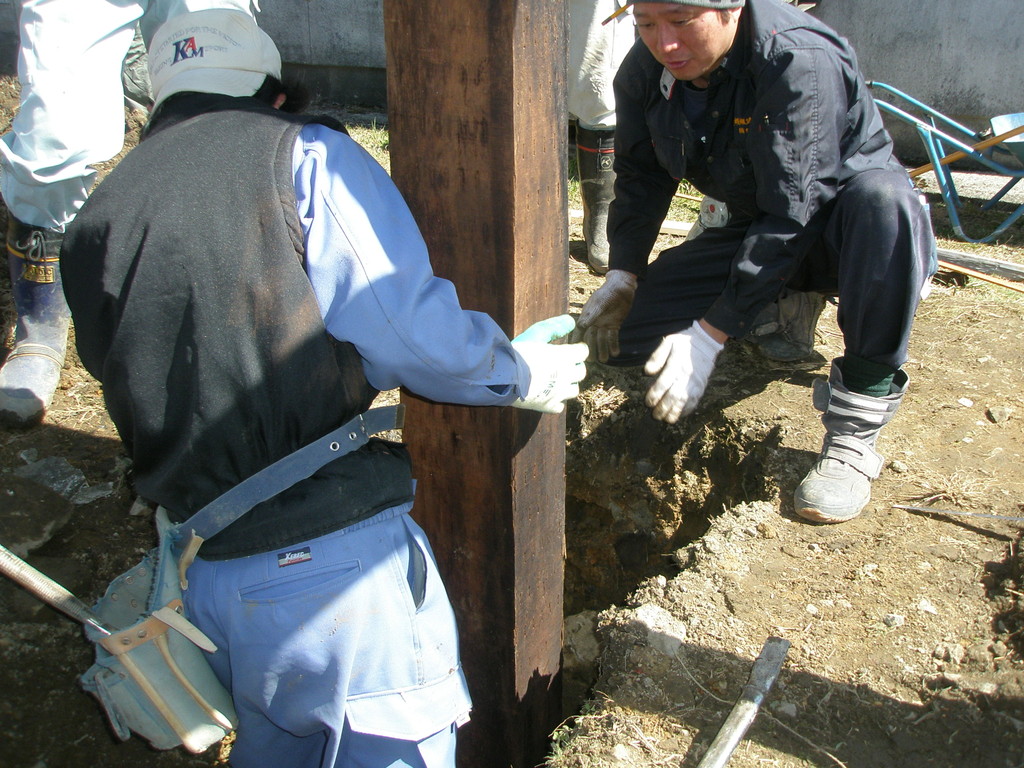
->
[143, 92, 278, 140]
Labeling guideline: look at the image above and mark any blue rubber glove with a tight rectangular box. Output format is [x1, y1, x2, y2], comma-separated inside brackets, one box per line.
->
[511, 315, 588, 413]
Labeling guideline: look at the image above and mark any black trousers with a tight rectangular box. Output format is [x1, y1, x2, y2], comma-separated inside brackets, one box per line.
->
[614, 169, 937, 370]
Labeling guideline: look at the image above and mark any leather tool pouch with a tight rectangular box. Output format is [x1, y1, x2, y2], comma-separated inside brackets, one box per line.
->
[80, 508, 236, 753]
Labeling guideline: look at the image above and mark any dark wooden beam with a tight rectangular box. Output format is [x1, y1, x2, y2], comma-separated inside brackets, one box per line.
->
[382, 2, 568, 766]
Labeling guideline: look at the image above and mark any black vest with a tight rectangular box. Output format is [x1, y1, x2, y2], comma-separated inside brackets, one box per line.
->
[62, 94, 414, 558]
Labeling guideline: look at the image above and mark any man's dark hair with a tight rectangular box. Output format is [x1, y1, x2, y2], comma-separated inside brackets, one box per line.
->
[254, 75, 311, 114]
[144, 75, 314, 138]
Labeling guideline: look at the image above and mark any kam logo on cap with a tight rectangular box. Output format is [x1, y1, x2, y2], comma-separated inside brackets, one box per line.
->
[172, 37, 204, 65]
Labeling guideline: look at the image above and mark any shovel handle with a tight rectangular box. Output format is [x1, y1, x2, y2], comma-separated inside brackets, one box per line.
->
[0, 543, 111, 634]
[696, 636, 791, 768]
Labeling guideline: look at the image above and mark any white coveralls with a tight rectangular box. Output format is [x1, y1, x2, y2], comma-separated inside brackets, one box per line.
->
[567, 0, 634, 130]
[0, 0, 257, 231]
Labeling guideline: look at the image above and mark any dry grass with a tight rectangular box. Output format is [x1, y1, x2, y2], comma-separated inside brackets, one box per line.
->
[907, 467, 994, 507]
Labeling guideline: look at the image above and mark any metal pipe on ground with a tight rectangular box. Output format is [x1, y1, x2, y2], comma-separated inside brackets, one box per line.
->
[0, 542, 111, 635]
[695, 636, 791, 768]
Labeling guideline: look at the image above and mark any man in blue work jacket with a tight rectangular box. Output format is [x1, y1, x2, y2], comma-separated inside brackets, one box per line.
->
[575, 0, 936, 523]
[60, 10, 586, 767]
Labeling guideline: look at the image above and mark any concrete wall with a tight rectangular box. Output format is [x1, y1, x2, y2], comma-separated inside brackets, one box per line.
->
[1, 0, 1019, 145]
[810, 0, 1024, 164]
[0, 0, 388, 107]
[0, 0, 17, 73]
[260, 0, 387, 107]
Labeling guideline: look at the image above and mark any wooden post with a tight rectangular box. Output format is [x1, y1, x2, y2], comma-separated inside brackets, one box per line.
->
[382, 2, 567, 766]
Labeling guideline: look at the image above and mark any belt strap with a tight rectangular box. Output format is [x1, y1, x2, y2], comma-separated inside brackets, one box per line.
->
[179, 405, 405, 542]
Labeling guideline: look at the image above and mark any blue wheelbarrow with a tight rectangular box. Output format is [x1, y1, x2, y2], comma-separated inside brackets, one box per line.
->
[868, 81, 1024, 244]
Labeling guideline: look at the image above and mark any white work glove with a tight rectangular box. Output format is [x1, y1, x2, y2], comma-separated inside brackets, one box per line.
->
[511, 314, 589, 414]
[572, 269, 638, 363]
[644, 320, 724, 423]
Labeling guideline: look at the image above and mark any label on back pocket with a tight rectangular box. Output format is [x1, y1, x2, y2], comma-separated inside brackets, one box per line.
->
[277, 547, 313, 568]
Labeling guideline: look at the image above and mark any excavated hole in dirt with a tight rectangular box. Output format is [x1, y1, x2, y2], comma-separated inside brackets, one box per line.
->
[564, 411, 781, 616]
[560, 363, 791, 708]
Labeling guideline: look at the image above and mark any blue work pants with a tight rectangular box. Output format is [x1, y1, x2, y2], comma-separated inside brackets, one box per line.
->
[182, 504, 471, 768]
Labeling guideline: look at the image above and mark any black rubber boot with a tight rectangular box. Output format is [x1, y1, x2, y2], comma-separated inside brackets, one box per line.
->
[576, 126, 616, 274]
[0, 216, 70, 427]
[794, 359, 908, 523]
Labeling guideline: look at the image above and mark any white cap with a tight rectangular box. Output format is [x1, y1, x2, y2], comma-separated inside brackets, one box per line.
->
[148, 10, 281, 106]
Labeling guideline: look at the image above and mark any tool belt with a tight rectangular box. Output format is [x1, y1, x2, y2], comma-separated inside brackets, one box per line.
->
[80, 405, 405, 753]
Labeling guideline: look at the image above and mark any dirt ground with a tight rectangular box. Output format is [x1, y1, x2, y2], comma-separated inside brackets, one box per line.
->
[1, 82, 1023, 768]
[554, 240, 1024, 768]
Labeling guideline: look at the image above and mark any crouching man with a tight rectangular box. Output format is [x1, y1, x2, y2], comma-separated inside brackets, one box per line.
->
[576, 0, 935, 523]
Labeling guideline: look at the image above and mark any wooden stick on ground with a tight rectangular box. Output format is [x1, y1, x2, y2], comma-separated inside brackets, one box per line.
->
[937, 248, 1024, 282]
[937, 259, 1024, 294]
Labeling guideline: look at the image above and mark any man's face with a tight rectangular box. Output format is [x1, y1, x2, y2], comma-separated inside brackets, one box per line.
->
[633, 3, 741, 87]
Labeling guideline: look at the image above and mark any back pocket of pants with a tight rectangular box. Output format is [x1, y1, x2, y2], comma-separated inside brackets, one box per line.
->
[238, 559, 361, 605]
